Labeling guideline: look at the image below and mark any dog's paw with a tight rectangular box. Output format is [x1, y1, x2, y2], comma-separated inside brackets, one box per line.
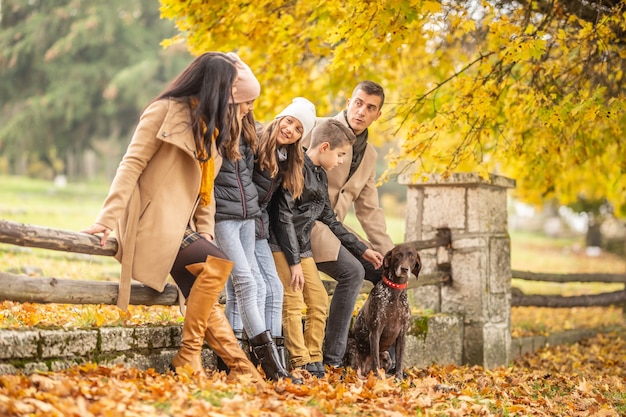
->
[380, 351, 393, 372]
[386, 367, 408, 380]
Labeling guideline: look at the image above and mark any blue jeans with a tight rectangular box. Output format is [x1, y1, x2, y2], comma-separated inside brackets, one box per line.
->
[214, 219, 267, 338]
[317, 245, 382, 366]
[255, 238, 284, 336]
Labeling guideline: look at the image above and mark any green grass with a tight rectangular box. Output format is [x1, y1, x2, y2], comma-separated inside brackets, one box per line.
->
[510, 230, 625, 336]
[0, 175, 118, 281]
[2, 173, 624, 287]
[510, 230, 624, 273]
[0, 175, 409, 282]
[343, 210, 405, 244]
[511, 230, 625, 296]
[0, 175, 108, 230]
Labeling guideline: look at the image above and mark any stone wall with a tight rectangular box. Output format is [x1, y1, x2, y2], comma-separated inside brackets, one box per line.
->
[0, 321, 606, 375]
[0, 314, 464, 374]
[400, 173, 516, 368]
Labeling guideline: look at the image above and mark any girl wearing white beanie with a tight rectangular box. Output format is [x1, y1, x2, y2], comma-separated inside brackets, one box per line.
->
[267, 118, 383, 379]
[273, 97, 317, 140]
[254, 97, 316, 349]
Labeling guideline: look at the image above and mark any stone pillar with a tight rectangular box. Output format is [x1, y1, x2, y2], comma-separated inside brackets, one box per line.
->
[399, 173, 515, 369]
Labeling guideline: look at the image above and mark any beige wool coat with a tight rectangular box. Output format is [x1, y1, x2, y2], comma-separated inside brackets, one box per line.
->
[303, 112, 395, 263]
[95, 99, 222, 310]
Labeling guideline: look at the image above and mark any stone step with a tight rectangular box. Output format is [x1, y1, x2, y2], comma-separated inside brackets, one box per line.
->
[0, 314, 464, 374]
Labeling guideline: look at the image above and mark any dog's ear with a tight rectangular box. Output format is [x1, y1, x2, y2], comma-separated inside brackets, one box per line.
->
[383, 249, 393, 270]
[412, 253, 422, 279]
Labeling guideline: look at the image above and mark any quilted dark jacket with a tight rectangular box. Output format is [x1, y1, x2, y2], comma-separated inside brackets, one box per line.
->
[214, 133, 261, 222]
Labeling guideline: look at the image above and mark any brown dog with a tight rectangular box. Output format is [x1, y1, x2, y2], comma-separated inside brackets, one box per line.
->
[345, 243, 421, 380]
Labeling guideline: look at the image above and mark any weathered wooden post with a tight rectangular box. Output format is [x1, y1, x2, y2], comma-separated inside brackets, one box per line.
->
[399, 173, 515, 369]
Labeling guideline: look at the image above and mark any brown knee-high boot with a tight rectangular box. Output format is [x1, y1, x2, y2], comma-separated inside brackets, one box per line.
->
[203, 304, 264, 382]
[171, 255, 233, 376]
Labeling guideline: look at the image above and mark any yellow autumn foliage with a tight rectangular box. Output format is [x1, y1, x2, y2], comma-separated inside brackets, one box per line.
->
[159, 0, 626, 214]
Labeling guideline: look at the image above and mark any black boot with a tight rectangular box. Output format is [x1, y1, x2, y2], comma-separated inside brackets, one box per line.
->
[215, 354, 229, 373]
[249, 330, 302, 384]
[273, 336, 288, 369]
[244, 332, 260, 367]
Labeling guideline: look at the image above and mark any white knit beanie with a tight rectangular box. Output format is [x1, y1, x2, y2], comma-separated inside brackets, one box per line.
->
[275, 97, 317, 139]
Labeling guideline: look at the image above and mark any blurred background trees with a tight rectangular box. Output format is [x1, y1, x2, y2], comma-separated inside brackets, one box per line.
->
[0, 0, 191, 180]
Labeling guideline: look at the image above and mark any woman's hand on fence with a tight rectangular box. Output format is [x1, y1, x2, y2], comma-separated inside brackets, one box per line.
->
[80, 223, 112, 247]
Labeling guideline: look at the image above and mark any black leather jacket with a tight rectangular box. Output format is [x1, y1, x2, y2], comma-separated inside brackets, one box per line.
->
[269, 153, 367, 265]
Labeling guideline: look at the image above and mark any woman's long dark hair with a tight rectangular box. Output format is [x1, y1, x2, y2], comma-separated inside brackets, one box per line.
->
[155, 52, 237, 159]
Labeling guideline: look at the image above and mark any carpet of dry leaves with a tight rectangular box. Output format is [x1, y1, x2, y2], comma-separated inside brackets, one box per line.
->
[0, 328, 624, 416]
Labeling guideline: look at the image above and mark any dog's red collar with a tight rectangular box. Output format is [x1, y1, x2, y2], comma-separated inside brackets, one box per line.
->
[382, 275, 408, 290]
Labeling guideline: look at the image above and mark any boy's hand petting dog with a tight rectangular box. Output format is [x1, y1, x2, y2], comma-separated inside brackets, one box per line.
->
[289, 263, 305, 291]
[362, 249, 383, 269]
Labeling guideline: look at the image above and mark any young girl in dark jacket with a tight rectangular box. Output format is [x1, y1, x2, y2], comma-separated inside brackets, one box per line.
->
[251, 98, 316, 368]
[269, 119, 383, 377]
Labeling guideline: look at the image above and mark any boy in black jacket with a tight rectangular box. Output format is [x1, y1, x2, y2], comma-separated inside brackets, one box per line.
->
[269, 119, 383, 378]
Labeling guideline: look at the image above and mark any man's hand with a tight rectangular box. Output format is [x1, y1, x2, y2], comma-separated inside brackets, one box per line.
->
[362, 249, 383, 269]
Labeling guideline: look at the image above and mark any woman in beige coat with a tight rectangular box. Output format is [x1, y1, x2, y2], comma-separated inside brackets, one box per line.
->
[82, 52, 262, 381]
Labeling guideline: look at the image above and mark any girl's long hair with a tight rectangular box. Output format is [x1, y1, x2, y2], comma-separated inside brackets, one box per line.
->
[154, 52, 237, 159]
[256, 117, 304, 199]
[223, 105, 258, 161]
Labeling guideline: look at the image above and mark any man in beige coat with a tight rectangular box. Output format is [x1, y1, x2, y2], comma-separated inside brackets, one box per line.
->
[302, 81, 395, 369]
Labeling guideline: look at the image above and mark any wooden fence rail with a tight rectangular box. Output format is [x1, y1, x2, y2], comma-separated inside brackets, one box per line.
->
[0, 219, 117, 255]
[0, 272, 180, 306]
[0, 219, 452, 306]
[511, 269, 626, 308]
